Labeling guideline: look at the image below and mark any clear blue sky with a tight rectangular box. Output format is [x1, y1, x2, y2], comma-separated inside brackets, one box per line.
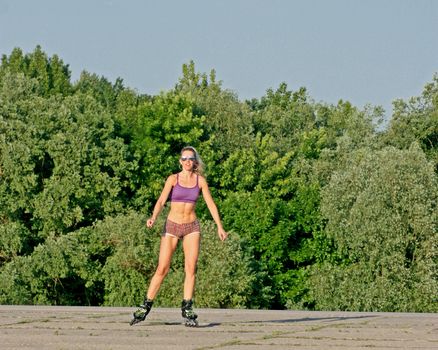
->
[0, 0, 437, 119]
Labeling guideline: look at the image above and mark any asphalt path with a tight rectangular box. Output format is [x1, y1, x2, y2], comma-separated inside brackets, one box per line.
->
[0, 305, 437, 349]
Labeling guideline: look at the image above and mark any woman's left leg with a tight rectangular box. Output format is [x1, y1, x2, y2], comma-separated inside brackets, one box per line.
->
[182, 232, 200, 300]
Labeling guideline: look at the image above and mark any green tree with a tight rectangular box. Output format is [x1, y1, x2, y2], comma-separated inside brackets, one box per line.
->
[0, 72, 137, 240]
[48, 54, 72, 95]
[307, 144, 438, 312]
[217, 132, 324, 308]
[127, 90, 205, 209]
[248, 83, 316, 154]
[383, 74, 438, 170]
[174, 61, 254, 187]
[74, 71, 124, 110]
[0, 47, 27, 76]
[0, 227, 101, 305]
[0, 46, 73, 96]
[3, 46, 437, 312]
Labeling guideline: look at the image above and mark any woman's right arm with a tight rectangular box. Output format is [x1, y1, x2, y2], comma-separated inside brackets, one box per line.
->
[146, 175, 175, 228]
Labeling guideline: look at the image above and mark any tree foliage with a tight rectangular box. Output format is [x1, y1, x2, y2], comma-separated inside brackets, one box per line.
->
[382, 74, 438, 170]
[307, 144, 438, 311]
[0, 46, 437, 311]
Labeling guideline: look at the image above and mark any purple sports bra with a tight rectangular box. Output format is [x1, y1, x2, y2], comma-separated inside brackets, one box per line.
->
[169, 174, 200, 204]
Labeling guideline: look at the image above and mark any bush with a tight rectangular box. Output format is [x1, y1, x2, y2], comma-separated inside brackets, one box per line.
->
[94, 211, 255, 308]
[306, 144, 438, 312]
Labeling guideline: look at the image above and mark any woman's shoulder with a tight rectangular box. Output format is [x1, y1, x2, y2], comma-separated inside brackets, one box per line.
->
[197, 174, 207, 186]
[166, 173, 178, 185]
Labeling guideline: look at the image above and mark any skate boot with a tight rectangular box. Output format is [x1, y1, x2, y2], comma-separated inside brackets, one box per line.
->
[130, 299, 153, 326]
[181, 299, 198, 327]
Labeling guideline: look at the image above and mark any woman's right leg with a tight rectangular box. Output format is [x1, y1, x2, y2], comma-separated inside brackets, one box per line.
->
[146, 234, 179, 300]
[130, 235, 179, 325]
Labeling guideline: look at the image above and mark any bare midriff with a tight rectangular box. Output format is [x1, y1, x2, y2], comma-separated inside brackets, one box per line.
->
[168, 202, 197, 224]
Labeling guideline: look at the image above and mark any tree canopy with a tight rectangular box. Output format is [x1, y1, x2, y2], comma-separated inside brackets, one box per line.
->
[0, 47, 436, 311]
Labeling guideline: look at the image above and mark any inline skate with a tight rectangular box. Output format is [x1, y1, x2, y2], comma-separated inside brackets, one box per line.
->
[181, 299, 198, 327]
[130, 299, 153, 326]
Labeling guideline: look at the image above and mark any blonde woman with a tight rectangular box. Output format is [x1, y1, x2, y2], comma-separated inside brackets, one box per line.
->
[130, 146, 227, 326]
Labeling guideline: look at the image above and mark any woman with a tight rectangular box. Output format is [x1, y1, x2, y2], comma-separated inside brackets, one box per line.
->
[130, 146, 227, 327]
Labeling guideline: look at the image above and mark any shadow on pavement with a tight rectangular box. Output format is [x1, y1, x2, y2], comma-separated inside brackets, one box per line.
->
[160, 314, 378, 328]
[243, 314, 379, 324]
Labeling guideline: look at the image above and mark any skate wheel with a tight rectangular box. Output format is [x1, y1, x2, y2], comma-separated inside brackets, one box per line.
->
[130, 315, 145, 326]
[184, 319, 198, 327]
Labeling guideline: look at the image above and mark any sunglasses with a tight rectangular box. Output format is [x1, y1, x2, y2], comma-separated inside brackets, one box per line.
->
[180, 157, 196, 161]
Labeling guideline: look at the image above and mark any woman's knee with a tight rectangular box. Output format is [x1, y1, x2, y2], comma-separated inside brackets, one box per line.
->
[184, 264, 197, 276]
[155, 265, 170, 277]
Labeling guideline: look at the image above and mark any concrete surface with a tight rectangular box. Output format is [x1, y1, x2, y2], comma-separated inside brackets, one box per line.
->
[0, 305, 437, 349]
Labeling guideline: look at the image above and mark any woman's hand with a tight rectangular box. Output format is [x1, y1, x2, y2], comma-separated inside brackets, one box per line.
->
[146, 218, 155, 228]
[217, 227, 228, 241]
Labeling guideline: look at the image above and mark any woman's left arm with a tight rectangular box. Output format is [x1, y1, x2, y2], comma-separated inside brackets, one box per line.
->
[199, 176, 228, 241]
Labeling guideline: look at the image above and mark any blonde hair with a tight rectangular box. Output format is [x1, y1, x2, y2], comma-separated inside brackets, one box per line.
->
[181, 146, 204, 176]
